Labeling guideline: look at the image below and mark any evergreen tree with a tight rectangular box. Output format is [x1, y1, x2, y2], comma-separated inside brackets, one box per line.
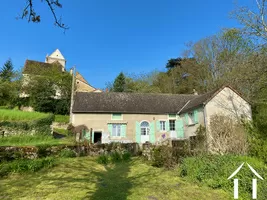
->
[112, 72, 126, 92]
[0, 59, 14, 81]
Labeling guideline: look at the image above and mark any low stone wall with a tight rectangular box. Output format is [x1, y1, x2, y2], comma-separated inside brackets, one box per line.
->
[0, 143, 141, 161]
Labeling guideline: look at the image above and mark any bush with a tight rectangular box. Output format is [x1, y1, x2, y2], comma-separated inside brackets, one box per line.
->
[208, 115, 248, 155]
[59, 148, 76, 158]
[180, 155, 267, 199]
[97, 154, 109, 165]
[97, 150, 132, 165]
[151, 146, 177, 169]
[0, 157, 56, 177]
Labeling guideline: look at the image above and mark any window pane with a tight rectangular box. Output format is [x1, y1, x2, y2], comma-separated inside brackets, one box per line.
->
[141, 121, 149, 127]
[112, 124, 117, 136]
[117, 125, 121, 136]
[169, 120, 175, 131]
[160, 121, 166, 131]
[141, 128, 146, 135]
[112, 124, 121, 136]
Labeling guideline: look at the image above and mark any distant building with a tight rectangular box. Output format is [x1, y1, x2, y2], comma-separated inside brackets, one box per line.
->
[20, 49, 100, 110]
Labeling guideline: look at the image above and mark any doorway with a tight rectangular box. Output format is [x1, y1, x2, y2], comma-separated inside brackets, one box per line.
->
[169, 120, 176, 138]
[93, 132, 102, 143]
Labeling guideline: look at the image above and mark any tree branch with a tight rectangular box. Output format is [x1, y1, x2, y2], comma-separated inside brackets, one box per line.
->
[19, 0, 68, 30]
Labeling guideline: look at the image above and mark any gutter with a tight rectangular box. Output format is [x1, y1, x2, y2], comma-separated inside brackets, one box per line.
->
[177, 100, 191, 115]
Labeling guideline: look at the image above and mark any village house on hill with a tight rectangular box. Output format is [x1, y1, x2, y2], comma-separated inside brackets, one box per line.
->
[71, 85, 252, 144]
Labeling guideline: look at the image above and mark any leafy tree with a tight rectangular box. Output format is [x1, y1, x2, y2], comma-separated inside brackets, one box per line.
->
[0, 59, 20, 106]
[232, 0, 267, 42]
[24, 66, 72, 114]
[0, 59, 14, 81]
[112, 72, 126, 92]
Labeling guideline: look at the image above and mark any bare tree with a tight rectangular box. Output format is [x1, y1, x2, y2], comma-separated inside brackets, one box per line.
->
[19, 0, 68, 30]
[233, 0, 267, 41]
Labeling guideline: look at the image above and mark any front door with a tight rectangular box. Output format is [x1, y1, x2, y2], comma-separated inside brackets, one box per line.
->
[140, 121, 150, 143]
[169, 120, 176, 138]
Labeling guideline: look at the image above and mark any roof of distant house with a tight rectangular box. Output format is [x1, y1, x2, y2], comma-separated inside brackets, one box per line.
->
[23, 60, 63, 75]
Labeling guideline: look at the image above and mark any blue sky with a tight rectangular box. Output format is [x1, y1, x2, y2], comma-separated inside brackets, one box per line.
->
[0, 0, 253, 89]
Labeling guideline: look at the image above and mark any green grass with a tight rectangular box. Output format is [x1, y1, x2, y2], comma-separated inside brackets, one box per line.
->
[0, 157, 56, 177]
[0, 109, 49, 121]
[54, 115, 69, 123]
[53, 128, 69, 135]
[0, 135, 74, 147]
[0, 157, 231, 200]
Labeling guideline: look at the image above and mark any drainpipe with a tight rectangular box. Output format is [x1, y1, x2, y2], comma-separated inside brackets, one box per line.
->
[69, 66, 76, 124]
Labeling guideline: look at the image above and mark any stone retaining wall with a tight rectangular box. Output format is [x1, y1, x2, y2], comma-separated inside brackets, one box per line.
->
[0, 143, 141, 161]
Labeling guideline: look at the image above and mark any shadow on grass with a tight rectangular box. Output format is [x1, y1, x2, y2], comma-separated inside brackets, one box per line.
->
[87, 161, 132, 200]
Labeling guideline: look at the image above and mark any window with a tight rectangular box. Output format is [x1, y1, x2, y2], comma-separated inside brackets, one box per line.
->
[112, 124, 121, 136]
[188, 112, 195, 125]
[160, 121, 166, 131]
[169, 120, 175, 131]
[112, 113, 122, 120]
[140, 121, 150, 135]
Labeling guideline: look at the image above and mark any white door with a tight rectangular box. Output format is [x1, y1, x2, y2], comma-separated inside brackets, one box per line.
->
[140, 121, 150, 143]
[169, 120, 177, 138]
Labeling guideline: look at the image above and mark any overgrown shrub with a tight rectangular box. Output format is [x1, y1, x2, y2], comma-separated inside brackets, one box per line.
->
[59, 148, 76, 158]
[97, 154, 109, 165]
[180, 155, 267, 199]
[208, 115, 248, 155]
[0, 157, 56, 177]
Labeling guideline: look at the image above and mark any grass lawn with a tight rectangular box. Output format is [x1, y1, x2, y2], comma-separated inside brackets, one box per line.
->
[54, 115, 69, 123]
[0, 135, 74, 147]
[0, 109, 49, 121]
[0, 157, 231, 200]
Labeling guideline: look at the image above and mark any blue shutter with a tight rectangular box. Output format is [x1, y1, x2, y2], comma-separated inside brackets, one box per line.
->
[84, 131, 91, 141]
[156, 121, 160, 131]
[135, 121, 141, 143]
[150, 122, 156, 143]
[185, 113, 189, 125]
[194, 110, 199, 124]
[121, 124, 126, 137]
[176, 119, 184, 138]
[108, 124, 112, 136]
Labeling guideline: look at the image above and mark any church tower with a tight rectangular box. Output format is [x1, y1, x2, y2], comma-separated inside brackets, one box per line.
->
[45, 49, 66, 71]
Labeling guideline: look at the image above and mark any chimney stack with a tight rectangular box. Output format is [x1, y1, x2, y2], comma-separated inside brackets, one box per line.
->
[193, 89, 198, 95]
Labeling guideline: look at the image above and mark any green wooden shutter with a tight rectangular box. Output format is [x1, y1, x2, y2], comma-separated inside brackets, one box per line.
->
[156, 121, 160, 131]
[176, 119, 184, 138]
[166, 121, 170, 131]
[150, 122, 156, 143]
[84, 131, 91, 141]
[108, 124, 112, 136]
[92, 131, 94, 143]
[194, 110, 199, 124]
[135, 121, 141, 143]
[185, 113, 189, 125]
[121, 124, 126, 137]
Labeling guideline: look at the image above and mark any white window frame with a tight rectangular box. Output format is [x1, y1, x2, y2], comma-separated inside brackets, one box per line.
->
[112, 124, 122, 137]
[140, 121, 150, 136]
[160, 120, 166, 131]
